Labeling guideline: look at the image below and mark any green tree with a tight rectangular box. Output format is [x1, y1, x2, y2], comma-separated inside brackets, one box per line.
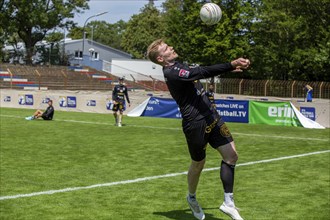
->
[1, 0, 88, 64]
[0, 0, 5, 61]
[68, 20, 127, 51]
[250, 0, 330, 81]
[162, 0, 254, 71]
[67, 26, 84, 39]
[121, 5, 166, 59]
[33, 32, 67, 65]
[86, 20, 127, 50]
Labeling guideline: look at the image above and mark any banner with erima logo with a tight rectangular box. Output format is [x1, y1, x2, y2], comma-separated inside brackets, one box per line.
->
[249, 101, 301, 127]
[128, 98, 325, 128]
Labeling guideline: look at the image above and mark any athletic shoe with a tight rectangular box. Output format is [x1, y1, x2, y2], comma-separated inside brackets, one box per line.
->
[25, 116, 33, 120]
[186, 195, 205, 220]
[219, 202, 243, 220]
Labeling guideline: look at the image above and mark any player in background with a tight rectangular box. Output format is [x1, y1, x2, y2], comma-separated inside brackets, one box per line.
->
[25, 99, 54, 120]
[205, 82, 216, 109]
[147, 39, 250, 220]
[112, 77, 131, 127]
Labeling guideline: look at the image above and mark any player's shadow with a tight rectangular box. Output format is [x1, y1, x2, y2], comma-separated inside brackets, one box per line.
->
[153, 207, 225, 220]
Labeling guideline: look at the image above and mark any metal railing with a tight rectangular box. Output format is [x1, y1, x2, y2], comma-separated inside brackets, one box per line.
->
[216, 78, 330, 99]
[1, 64, 329, 99]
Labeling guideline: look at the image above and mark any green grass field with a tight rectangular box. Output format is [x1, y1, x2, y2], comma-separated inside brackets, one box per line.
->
[0, 107, 329, 220]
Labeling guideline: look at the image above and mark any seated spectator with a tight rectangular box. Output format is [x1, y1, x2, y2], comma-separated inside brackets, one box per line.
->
[25, 100, 54, 120]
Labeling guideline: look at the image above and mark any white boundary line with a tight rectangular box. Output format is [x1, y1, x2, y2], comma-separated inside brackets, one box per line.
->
[1, 114, 329, 142]
[0, 150, 329, 201]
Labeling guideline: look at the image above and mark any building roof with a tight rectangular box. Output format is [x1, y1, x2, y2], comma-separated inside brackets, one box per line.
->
[63, 38, 132, 58]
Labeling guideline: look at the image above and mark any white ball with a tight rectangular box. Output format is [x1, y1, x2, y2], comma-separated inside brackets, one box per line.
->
[200, 3, 222, 25]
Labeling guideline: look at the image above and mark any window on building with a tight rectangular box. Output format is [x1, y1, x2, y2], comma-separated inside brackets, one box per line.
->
[93, 51, 99, 60]
[74, 50, 83, 59]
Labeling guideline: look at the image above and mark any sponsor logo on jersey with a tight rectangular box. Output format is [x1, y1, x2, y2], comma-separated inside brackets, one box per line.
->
[205, 118, 218, 133]
[220, 124, 231, 137]
[179, 69, 190, 78]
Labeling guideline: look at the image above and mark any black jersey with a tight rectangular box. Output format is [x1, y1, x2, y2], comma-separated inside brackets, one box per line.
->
[42, 105, 54, 120]
[112, 84, 130, 103]
[163, 62, 234, 122]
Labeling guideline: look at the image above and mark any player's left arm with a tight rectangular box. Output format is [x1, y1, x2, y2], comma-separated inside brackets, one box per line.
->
[200, 58, 250, 76]
[171, 58, 250, 81]
[124, 86, 131, 107]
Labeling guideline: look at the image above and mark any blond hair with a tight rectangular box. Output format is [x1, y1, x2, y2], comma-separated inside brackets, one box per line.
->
[147, 39, 164, 64]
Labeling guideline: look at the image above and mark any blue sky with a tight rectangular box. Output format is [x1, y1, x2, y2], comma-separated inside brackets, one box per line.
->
[73, 0, 165, 26]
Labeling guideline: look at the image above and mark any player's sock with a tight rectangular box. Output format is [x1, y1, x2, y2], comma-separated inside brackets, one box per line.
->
[220, 160, 235, 195]
[113, 113, 118, 125]
[224, 192, 235, 207]
[188, 192, 196, 199]
[118, 114, 122, 124]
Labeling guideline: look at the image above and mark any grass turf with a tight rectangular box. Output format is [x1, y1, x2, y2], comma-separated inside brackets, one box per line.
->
[0, 107, 329, 219]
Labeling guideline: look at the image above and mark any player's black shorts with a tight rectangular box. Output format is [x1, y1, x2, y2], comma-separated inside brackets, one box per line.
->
[182, 114, 233, 161]
[41, 115, 52, 120]
[112, 101, 125, 112]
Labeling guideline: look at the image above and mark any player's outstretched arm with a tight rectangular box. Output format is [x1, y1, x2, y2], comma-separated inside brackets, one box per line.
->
[230, 58, 250, 72]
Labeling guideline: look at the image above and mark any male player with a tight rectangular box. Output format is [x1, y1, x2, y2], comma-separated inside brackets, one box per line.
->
[112, 77, 131, 127]
[205, 83, 216, 109]
[147, 39, 250, 220]
[25, 99, 54, 120]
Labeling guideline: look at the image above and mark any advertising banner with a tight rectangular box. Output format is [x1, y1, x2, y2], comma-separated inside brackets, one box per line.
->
[215, 100, 249, 123]
[300, 107, 315, 121]
[18, 94, 33, 105]
[136, 97, 248, 122]
[3, 96, 11, 102]
[249, 101, 301, 127]
[290, 103, 324, 129]
[141, 97, 181, 118]
[59, 96, 77, 108]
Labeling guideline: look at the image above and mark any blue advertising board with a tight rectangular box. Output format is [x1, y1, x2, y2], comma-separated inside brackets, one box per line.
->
[215, 100, 249, 123]
[140, 97, 248, 123]
[300, 107, 315, 121]
[128, 97, 323, 128]
[87, 100, 96, 107]
[59, 96, 77, 108]
[18, 94, 33, 105]
[141, 97, 181, 118]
